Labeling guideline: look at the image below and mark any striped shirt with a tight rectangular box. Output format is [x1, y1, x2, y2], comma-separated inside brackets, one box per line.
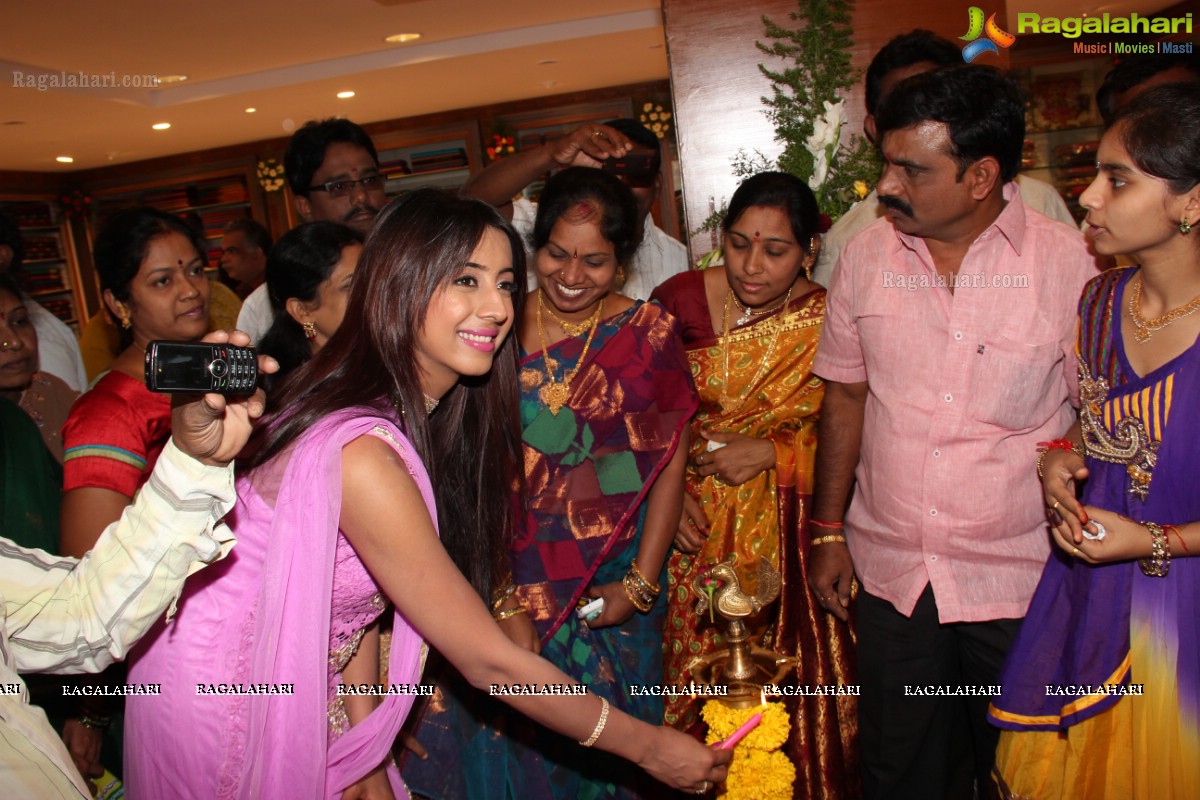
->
[0, 439, 235, 797]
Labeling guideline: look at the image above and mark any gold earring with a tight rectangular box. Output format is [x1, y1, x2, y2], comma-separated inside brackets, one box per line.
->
[120, 315, 131, 330]
[616, 266, 626, 286]
[302, 321, 317, 340]
[1182, 216, 1193, 236]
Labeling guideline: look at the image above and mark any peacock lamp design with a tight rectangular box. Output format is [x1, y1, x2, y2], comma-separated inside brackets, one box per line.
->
[686, 557, 798, 707]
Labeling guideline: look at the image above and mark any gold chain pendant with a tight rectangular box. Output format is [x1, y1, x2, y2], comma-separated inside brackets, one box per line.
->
[540, 382, 570, 415]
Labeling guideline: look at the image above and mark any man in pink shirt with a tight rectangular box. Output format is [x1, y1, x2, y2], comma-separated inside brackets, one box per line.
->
[809, 66, 1096, 799]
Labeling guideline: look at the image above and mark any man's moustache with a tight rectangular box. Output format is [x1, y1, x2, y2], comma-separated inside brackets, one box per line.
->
[878, 195, 913, 217]
[345, 204, 379, 222]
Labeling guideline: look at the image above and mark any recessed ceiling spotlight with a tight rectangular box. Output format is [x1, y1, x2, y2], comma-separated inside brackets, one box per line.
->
[336, 91, 356, 99]
[56, 156, 74, 164]
[152, 122, 171, 130]
[158, 74, 189, 84]
[385, 33, 422, 43]
[245, 107, 257, 113]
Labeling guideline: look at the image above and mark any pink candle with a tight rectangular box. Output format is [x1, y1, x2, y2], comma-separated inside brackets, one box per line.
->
[718, 712, 762, 750]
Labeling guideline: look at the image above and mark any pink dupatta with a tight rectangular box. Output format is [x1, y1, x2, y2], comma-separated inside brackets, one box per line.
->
[225, 408, 433, 798]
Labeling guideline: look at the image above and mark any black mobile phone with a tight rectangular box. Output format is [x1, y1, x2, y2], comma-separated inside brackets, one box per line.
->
[144, 340, 258, 395]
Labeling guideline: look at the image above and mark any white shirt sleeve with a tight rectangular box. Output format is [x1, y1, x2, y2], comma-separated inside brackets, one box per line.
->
[235, 284, 274, 345]
[2, 438, 236, 675]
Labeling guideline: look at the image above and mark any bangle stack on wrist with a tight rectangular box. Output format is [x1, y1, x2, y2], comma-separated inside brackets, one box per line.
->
[1140, 522, 1170, 577]
[622, 561, 660, 613]
[491, 581, 528, 621]
[1036, 439, 1085, 479]
[491, 582, 515, 612]
[811, 519, 846, 545]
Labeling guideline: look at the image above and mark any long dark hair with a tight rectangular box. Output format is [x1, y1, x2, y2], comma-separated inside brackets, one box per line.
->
[1111, 82, 1200, 196]
[257, 222, 363, 389]
[244, 189, 526, 597]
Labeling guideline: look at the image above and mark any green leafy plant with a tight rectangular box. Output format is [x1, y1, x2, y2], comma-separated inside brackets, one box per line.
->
[696, 0, 880, 237]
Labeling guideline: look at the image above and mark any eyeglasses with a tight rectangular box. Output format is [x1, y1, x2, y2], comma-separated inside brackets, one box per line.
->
[308, 174, 385, 198]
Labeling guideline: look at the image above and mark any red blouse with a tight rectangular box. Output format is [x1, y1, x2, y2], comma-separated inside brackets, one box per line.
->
[62, 371, 171, 497]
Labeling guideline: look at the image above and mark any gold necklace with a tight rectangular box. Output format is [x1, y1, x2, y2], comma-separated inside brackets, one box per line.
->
[730, 291, 788, 327]
[539, 290, 596, 338]
[1129, 274, 1200, 343]
[535, 295, 604, 415]
[719, 287, 791, 411]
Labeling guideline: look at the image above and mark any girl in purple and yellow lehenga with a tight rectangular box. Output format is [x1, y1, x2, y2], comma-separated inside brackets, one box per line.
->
[989, 83, 1200, 799]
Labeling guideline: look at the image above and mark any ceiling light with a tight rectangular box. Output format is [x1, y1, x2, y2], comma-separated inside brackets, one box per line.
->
[385, 33, 422, 43]
[537, 59, 558, 65]
[158, 74, 188, 84]
[56, 156, 74, 164]
[336, 91, 356, 99]
[245, 107, 257, 113]
[152, 122, 171, 130]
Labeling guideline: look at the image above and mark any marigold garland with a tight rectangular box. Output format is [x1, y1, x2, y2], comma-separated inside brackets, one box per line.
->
[702, 700, 789, 751]
[701, 699, 794, 798]
[725, 749, 796, 799]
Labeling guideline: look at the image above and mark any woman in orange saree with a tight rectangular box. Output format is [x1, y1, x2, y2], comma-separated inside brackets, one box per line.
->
[651, 172, 860, 799]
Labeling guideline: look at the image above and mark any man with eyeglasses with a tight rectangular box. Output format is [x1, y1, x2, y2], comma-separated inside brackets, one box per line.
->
[236, 118, 383, 343]
[462, 118, 688, 300]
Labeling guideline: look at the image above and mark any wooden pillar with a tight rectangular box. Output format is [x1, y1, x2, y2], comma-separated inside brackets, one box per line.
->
[662, 0, 1006, 259]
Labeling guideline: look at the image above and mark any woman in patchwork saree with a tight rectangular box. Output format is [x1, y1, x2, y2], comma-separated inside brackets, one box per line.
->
[989, 84, 1200, 798]
[651, 172, 859, 799]
[405, 168, 696, 799]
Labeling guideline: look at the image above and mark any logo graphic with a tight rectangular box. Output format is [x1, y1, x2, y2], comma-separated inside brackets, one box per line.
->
[959, 7, 1017, 62]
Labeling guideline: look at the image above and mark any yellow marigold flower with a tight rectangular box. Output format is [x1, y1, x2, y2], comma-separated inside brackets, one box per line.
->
[701, 700, 789, 751]
[853, 180, 869, 199]
[722, 748, 796, 799]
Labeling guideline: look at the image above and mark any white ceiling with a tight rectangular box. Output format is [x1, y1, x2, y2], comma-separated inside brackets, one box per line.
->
[0, 0, 1186, 174]
[0, 0, 669, 172]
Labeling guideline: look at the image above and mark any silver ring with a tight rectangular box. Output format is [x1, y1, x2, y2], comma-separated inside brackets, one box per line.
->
[690, 782, 712, 795]
[1051, 500, 1061, 512]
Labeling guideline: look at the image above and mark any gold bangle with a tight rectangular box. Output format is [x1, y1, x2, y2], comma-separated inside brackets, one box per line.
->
[628, 561, 661, 593]
[811, 535, 847, 546]
[493, 605, 528, 621]
[1036, 443, 1084, 479]
[622, 573, 655, 613]
[579, 696, 610, 747]
[491, 582, 516, 611]
[1139, 522, 1170, 577]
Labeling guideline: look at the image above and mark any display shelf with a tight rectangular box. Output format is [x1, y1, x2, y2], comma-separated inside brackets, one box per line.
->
[375, 133, 477, 195]
[1011, 57, 1109, 224]
[0, 198, 88, 332]
[91, 172, 258, 271]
